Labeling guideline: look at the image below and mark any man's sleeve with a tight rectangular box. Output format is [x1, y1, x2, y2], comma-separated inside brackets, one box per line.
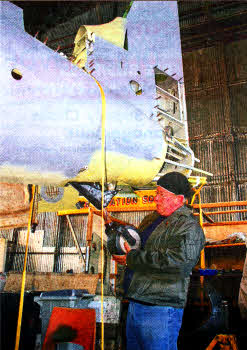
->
[126, 217, 205, 277]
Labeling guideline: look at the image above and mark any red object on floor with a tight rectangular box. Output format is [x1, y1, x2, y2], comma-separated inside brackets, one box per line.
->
[42, 307, 96, 350]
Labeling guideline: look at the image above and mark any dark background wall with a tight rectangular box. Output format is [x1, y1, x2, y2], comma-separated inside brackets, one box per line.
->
[178, 1, 247, 221]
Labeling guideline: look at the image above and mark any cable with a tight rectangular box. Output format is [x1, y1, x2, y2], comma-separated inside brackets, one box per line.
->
[86, 71, 106, 350]
[190, 180, 206, 270]
[14, 185, 36, 350]
[190, 181, 206, 306]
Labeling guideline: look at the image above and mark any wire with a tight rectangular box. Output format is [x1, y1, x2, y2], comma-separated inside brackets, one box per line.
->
[190, 180, 206, 269]
[14, 185, 36, 350]
[87, 71, 106, 350]
[190, 181, 206, 304]
[191, 180, 206, 207]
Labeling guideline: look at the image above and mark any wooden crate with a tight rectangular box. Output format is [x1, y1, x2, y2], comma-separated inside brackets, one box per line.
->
[4, 272, 99, 294]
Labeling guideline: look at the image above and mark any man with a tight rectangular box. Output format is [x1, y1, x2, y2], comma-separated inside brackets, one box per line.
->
[113, 172, 205, 350]
[238, 243, 247, 320]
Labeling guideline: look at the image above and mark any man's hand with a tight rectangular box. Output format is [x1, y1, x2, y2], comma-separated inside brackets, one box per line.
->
[112, 242, 131, 265]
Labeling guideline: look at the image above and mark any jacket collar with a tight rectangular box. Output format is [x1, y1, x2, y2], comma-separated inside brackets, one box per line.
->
[163, 205, 192, 221]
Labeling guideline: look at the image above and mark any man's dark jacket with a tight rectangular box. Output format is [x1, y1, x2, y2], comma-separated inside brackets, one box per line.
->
[126, 205, 205, 308]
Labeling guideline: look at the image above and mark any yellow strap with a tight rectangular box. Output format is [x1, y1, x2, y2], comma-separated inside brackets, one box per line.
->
[191, 180, 206, 207]
[15, 185, 36, 350]
[198, 191, 206, 269]
[87, 72, 106, 350]
[190, 182, 206, 269]
[198, 192, 203, 228]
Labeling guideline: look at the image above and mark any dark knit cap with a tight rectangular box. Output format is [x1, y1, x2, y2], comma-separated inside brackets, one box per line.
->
[157, 172, 192, 199]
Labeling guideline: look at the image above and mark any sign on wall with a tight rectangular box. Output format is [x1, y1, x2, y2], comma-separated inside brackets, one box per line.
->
[38, 186, 157, 214]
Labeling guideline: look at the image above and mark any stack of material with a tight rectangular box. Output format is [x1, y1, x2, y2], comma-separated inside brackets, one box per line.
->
[206, 232, 247, 245]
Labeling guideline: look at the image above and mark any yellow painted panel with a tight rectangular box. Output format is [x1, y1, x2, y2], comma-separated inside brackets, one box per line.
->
[38, 186, 81, 213]
[38, 171, 205, 214]
[65, 150, 166, 187]
[73, 17, 127, 68]
[84, 17, 127, 48]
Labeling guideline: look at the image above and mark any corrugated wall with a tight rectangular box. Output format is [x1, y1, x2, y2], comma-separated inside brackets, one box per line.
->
[187, 87, 231, 137]
[225, 39, 247, 84]
[200, 183, 239, 222]
[111, 211, 153, 227]
[190, 136, 234, 184]
[180, 3, 247, 27]
[229, 85, 247, 130]
[183, 38, 247, 219]
[1, 210, 150, 274]
[1, 213, 88, 273]
[183, 46, 226, 91]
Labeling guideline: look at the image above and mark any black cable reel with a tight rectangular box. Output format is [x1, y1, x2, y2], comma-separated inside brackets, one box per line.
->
[105, 222, 141, 255]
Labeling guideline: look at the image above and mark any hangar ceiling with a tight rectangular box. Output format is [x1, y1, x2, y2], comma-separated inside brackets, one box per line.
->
[13, 1, 128, 34]
[178, 1, 247, 52]
[12, 1, 247, 55]
[12, 1, 130, 56]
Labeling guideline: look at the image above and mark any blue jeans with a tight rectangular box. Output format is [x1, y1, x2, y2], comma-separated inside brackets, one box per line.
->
[126, 301, 184, 350]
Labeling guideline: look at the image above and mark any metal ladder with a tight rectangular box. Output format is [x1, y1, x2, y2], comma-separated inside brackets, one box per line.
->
[153, 67, 213, 180]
